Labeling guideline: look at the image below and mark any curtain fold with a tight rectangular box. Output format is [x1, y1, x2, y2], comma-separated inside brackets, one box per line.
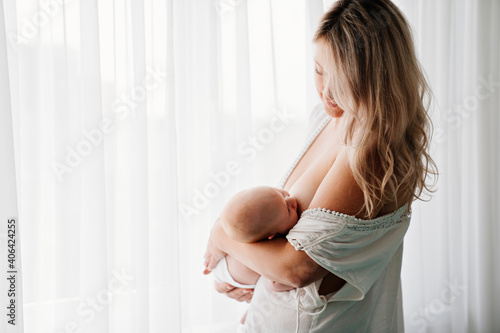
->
[1, 0, 498, 332]
[79, 1, 109, 331]
[0, 0, 24, 331]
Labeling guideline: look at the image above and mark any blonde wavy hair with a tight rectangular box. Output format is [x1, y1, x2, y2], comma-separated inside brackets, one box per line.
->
[314, 0, 438, 217]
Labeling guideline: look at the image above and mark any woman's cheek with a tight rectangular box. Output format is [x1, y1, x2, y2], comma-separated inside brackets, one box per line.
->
[315, 75, 324, 98]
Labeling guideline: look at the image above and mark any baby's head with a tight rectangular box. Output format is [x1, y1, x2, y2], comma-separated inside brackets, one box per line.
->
[220, 186, 298, 243]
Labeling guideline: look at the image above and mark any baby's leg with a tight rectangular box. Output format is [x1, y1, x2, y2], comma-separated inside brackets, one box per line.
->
[226, 255, 261, 286]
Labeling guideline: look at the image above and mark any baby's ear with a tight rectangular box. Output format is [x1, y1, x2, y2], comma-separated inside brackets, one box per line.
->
[267, 234, 276, 240]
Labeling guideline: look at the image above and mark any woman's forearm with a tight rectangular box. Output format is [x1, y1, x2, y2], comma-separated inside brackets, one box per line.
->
[213, 221, 327, 288]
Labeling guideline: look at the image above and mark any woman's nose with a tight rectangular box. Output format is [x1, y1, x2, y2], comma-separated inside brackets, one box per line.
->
[323, 87, 333, 101]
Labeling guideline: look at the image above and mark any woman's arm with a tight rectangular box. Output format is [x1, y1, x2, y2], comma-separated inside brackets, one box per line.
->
[205, 220, 328, 288]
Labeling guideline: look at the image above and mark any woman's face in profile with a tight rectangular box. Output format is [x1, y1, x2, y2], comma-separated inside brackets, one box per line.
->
[314, 41, 344, 118]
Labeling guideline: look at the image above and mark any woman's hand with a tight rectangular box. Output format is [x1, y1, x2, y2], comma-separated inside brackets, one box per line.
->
[214, 280, 254, 303]
[203, 219, 227, 274]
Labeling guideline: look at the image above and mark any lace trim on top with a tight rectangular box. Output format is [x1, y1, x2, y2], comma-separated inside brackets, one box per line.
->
[288, 203, 411, 251]
[300, 203, 411, 232]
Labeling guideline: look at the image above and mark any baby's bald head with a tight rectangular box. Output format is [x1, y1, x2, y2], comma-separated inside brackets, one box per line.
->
[220, 186, 284, 242]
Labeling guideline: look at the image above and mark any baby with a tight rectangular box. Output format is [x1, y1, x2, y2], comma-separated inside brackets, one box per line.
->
[212, 186, 299, 288]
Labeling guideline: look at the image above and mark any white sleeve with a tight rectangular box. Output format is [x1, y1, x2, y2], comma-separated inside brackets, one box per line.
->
[286, 205, 410, 301]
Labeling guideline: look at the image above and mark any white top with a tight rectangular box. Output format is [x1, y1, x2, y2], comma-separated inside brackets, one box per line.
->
[240, 104, 411, 333]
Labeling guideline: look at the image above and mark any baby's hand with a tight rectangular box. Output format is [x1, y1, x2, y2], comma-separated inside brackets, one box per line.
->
[214, 280, 254, 303]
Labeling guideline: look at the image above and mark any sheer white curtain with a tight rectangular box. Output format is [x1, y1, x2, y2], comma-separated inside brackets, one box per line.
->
[396, 1, 500, 332]
[1, 0, 24, 331]
[2, 0, 310, 332]
[0, 0, 498, 332]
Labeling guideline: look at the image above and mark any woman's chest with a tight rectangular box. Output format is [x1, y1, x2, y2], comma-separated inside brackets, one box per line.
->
[283, 121, 343, 212]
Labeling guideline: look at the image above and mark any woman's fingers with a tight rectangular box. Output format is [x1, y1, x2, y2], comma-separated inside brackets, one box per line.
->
[225, 288, 254, 303]
[204, 254, 221, 274]
[207, 254, 219, 271]
[203, 250, 216, 274]
[232, 289, 253, 303]
[214, 281, 254, 303]
[214, 281, 235, 293]
[203, 221, 227, 274]
[203, 254, 211, 274]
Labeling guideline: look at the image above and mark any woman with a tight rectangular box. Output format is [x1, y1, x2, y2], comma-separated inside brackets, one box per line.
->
[205, 0, 437, 331]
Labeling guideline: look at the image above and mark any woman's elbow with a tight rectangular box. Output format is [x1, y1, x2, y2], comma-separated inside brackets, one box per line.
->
[278, 247, 325, 288]
[283, 269, 314, 289]
[282, 259, 327, 288]
[281, 274, 302, 289]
